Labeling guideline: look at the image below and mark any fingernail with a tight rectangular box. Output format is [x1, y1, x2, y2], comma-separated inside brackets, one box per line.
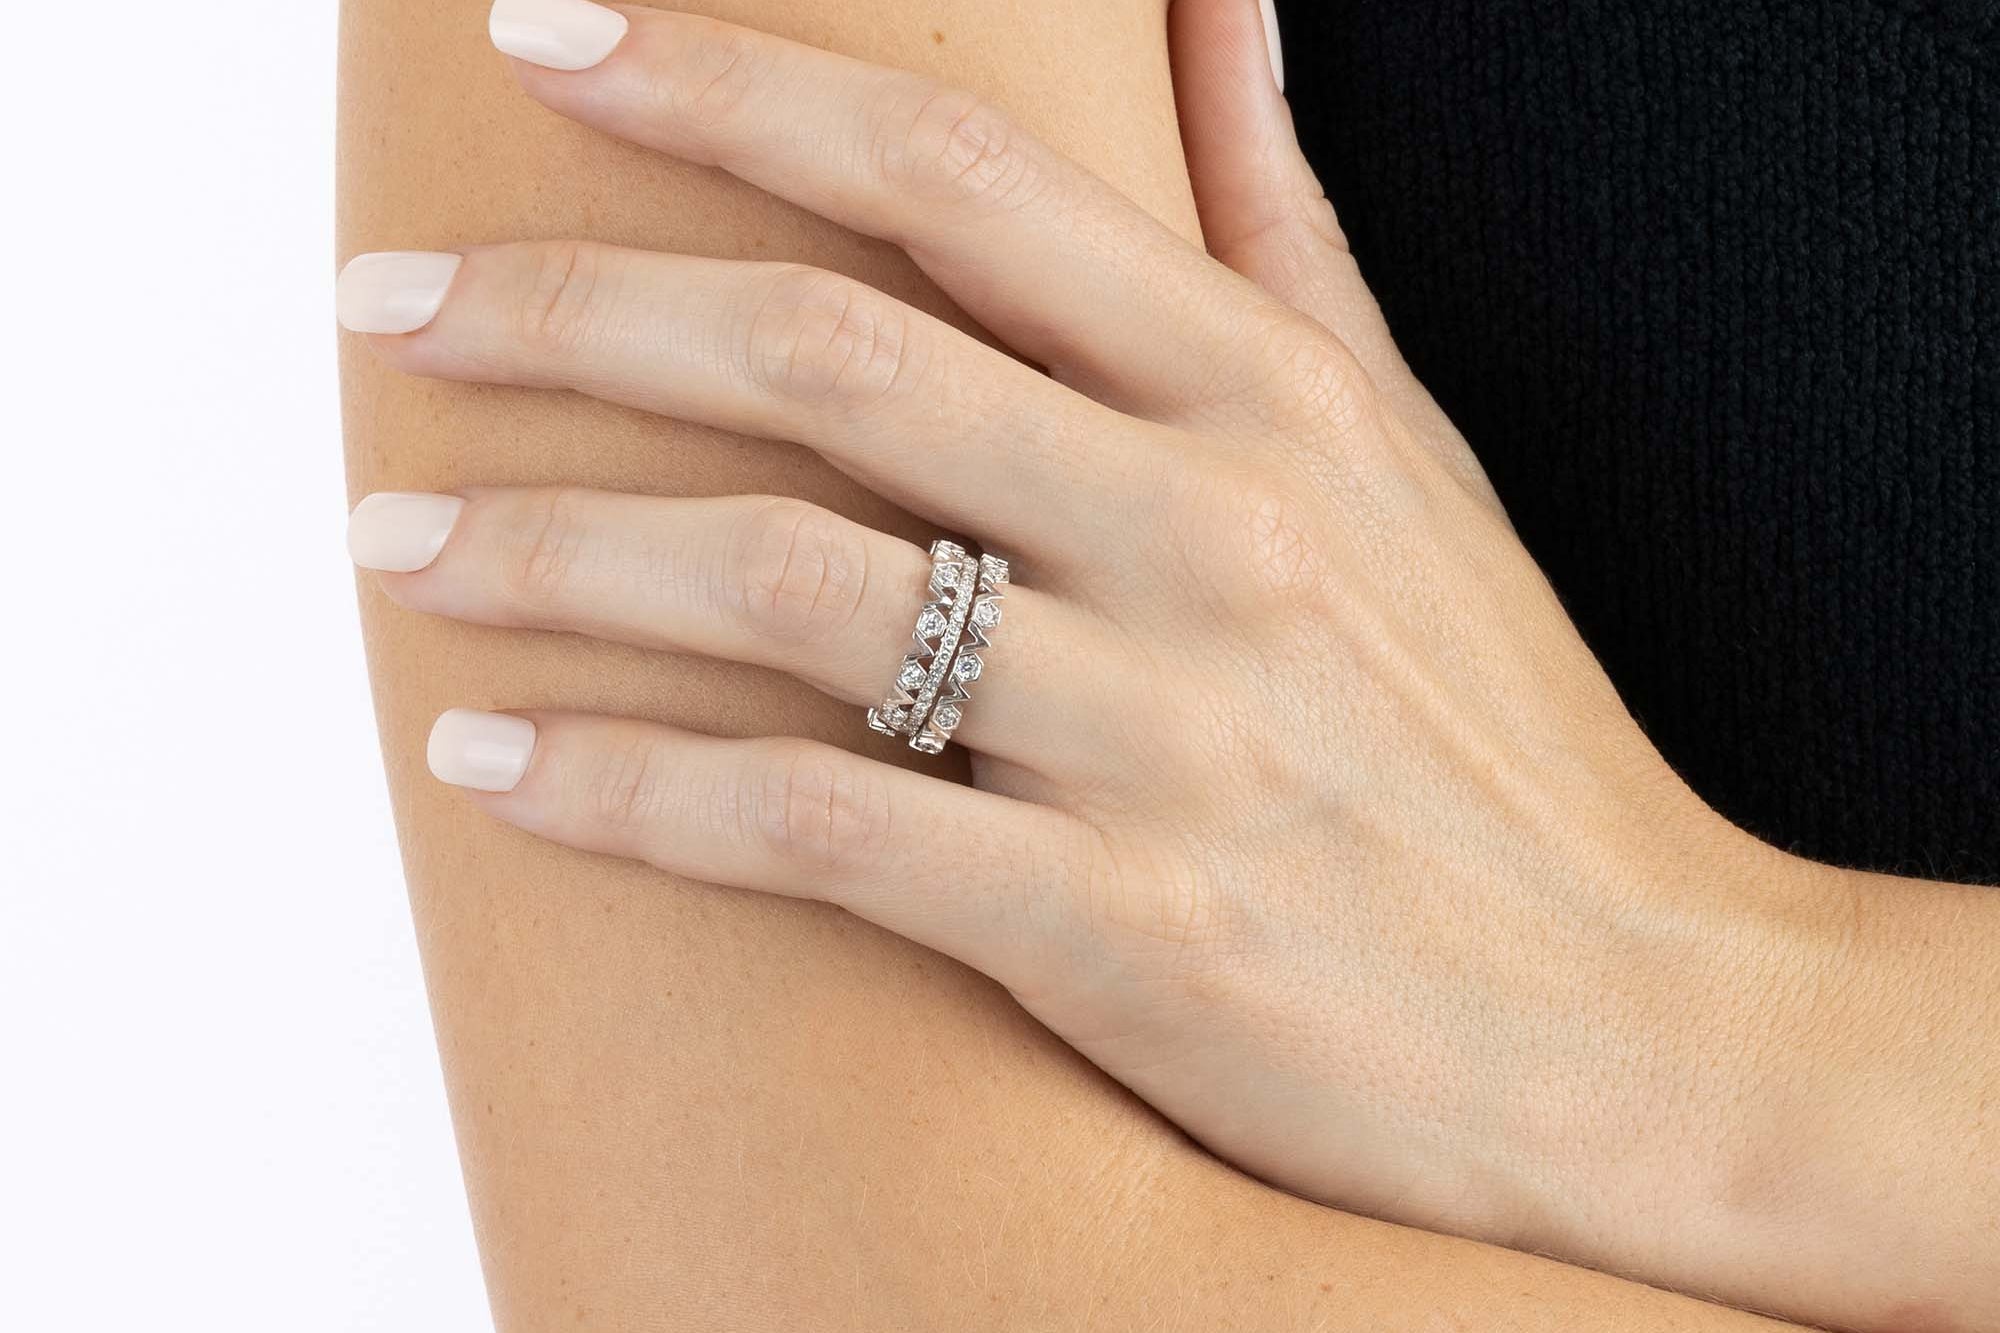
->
[348, 493, 465, 573]
[428, 710, 538, 793]
[1258, 0, 1285, 92]
[336, 251, 464, 335]
[489, 0, 630, 71]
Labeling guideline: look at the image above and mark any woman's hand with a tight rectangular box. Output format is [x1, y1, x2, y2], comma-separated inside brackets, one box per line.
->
[337, 3, 1996, 1328]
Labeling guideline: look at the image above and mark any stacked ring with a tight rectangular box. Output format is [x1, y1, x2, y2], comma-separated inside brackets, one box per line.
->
[866, 540, 1008, 754]
[911, 553, 1007, 755]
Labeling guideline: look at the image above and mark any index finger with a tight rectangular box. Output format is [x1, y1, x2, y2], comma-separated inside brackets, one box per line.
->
[488, 0, 1283, 418]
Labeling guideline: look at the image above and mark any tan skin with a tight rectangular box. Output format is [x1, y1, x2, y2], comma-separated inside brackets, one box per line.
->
[340, 0, 1808, 1326]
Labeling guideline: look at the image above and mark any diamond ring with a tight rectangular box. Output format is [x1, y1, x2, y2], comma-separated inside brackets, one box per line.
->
[867, 540, 1008, 754]
[910, 553, 1007, 755]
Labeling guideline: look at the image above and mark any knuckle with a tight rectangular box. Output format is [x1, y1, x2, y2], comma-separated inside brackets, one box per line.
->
[1091, 841, 1235, 959]
[725, 499, 870, 643]
[750, 743, 893, 876]
[1261, 316, 1376, 444]
[1128, 871, 1230, 956]
[1235, 480, 1335, 605]
[886, 84, 1045, 213]
[746, 266, 916, 412]
[1291, 181, 1351, 256]
[1173, 467, 1338, 615]
[671, 20, 764, 129]
[502, 487, 598, 611]
[1222, 316, 1424, 536]
[1222, 186, 1354, 302]
[514, 240, 617, 357]
[579, 734, 676, 838]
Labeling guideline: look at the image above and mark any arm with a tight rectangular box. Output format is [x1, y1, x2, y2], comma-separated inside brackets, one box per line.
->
[338, 0, 1795, 1326]
[1693, 857, 2000, 1331]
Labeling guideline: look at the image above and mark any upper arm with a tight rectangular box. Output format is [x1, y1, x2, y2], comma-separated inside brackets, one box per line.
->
[336, 1, 1795, 1326]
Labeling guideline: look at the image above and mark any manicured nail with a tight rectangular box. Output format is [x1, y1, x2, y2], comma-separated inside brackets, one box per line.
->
[1258, 0, 1285, 92]
[489, 0, 630, 71]
[348, 493, 465, 573]
[428, 710, 538, 793]
[336, 252, 464, 335]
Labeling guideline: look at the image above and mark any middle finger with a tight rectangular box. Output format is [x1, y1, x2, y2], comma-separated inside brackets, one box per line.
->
[339, 243, 1172, 568]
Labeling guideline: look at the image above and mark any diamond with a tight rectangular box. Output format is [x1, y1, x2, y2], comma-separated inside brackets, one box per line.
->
[953, 653, 983, 682]
[916, 606, 948, 638]
[932, 563, 960, 590]
[932, 703, 962, 731]
[971, 599, 1001, 630]
[897, 659, 927, 690]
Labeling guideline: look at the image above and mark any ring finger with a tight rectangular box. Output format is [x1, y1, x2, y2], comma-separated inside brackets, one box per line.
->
[348, 486, 1116, 774]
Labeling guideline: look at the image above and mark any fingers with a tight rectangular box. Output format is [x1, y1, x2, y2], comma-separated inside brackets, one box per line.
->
[489, 1, 1288, 417]
[338, 244, 1152, 558]
[351, 487, 1114, 773]
[428, 706, 1099, 982]
[1168, 0, 1457, 445]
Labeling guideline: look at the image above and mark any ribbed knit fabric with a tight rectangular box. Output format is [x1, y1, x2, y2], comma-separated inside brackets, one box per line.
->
[1280, 0, 1999, 882]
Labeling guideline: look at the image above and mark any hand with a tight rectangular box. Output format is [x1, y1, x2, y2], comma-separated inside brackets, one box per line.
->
[340, 0, 1846, 1314]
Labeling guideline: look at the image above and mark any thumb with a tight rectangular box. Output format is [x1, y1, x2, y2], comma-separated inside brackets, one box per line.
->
[1169, 0, 1461, 448]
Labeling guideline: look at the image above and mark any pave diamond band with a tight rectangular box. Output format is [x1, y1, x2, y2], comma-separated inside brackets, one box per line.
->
[867, 540, 1010, 753]
[911, 553, 1007, 754]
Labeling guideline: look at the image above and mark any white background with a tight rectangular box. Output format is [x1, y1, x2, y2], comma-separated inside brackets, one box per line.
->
[1, 3, 489, 1328]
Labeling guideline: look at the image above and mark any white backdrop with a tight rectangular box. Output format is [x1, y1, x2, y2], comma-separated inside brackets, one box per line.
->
[1, 3, 489, 1328]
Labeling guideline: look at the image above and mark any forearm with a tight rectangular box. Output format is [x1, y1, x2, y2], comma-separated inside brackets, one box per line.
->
[337, 0, 1801, 1325]
[1548, 816, 2000, 1329]
[1705, 854, 2000, 1328]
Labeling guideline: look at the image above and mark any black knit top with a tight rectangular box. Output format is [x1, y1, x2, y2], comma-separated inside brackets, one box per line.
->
[1281, 0, 1999, 882]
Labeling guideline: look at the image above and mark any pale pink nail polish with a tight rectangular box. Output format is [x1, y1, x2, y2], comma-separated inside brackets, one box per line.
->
[1258, 0, 1285, 93]
[428, 710, 538, 793]
[336, 252, 464, 335]
[348, 493, 465, 573]
[489, 0, 630, 71]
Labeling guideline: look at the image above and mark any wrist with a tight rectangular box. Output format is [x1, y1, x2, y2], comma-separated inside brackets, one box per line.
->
[1702, 855, 1999, 1330]
[1576, 827, 1994, 1331]
[1522, 810, 1843, 1301]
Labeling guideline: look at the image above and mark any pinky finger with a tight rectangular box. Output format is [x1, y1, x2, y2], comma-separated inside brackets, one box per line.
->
[426, 708, 1094, 980]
